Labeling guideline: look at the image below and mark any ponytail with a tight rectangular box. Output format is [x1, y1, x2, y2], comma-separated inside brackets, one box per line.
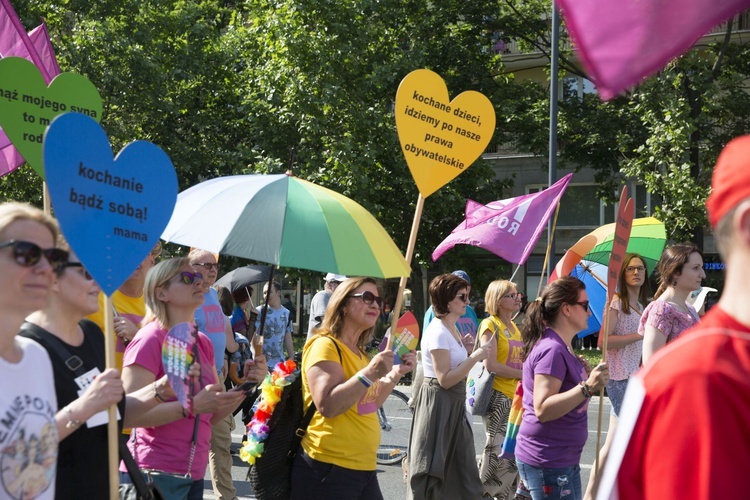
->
[521, 300, 546, 361]
[520, 276, 585, 360]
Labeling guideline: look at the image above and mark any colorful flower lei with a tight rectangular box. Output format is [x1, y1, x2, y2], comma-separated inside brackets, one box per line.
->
[239, 359, 298, 465]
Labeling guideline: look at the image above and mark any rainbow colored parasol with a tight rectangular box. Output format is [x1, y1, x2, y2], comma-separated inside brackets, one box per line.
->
[162, 174, 410, 278]
[550, 217, 666, 282]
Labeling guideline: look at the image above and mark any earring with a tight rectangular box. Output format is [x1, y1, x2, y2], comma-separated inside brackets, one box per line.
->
[672, 279, 677, 287]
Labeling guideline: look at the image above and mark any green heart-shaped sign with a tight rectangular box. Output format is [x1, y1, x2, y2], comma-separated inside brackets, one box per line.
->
[0, 57, 102, 178]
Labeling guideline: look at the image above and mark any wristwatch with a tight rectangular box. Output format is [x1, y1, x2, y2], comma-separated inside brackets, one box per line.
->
[579, 381, 592, 398]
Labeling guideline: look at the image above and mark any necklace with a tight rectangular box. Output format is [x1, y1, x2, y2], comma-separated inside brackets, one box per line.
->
[440, 318, 462, 344]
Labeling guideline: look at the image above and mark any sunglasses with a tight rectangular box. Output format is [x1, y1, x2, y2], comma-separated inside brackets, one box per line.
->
[574, 301, 590, 312]
[348, 291, 383, 307]
[456, 293, 470, 303]
[192, 262, 218, 271]
[174, 271, 203, 285]
[503, 292, 523, 300]
[0, 240, 69, 269]
[58, 262, 94, 281]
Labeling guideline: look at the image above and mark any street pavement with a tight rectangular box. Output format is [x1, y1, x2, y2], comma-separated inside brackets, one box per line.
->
[202, 385, 612, 499]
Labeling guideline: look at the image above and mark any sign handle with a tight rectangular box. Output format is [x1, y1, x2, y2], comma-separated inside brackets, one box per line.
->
[104, 295, 118, 500]
[386, 194, 424, 351]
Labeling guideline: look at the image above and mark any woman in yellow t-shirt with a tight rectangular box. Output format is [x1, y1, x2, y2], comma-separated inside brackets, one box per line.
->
[291, 277, 415, 499]
[477, 279, 524, 499]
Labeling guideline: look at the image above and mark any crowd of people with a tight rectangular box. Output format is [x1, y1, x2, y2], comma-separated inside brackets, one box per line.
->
[2, 134, 749, 500]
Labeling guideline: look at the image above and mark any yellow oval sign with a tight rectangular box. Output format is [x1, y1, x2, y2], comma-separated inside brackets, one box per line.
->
[395, 69, 495, 198]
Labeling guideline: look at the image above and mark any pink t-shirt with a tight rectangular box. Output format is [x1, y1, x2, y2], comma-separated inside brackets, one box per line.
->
[638, 299, 699, 343]
[121, 321, 216, 478]
[607, 296, 644, 381]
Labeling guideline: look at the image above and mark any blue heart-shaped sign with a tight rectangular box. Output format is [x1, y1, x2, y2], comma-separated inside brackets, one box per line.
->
[44, 112, 178, 295]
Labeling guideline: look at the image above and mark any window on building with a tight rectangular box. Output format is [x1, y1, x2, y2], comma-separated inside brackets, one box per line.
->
[528, 184, 612, 227]
[562, 76, 597, 100]
[528, 182, 661, 228]
[634, 184, 662, 217]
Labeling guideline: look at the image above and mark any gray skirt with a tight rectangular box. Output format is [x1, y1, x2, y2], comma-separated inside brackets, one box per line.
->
[407, 377, 483, 500]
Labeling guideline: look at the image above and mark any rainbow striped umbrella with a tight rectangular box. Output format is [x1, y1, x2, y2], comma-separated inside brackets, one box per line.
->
[550, 217, 666, 282]
[161, 174, 410, 278]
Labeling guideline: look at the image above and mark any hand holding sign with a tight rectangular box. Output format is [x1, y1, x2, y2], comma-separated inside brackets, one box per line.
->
[380, 311, 420, 363]
[395, 69, 496, 198]
[0, 57, 102, 178]
[44, 112, 178, 295]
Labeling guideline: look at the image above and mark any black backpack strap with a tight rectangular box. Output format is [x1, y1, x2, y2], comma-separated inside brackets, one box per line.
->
[288, 336, 343, 459]
[19, 322, 88, 377]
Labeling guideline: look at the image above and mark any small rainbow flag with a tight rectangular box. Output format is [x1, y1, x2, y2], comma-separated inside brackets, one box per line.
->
[499, 381, 524, 460]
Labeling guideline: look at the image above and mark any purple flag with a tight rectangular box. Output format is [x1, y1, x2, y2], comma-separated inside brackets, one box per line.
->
[558, 0, 750, 100]
[0, 1, 61, 177]
[432, 173, 572, 264]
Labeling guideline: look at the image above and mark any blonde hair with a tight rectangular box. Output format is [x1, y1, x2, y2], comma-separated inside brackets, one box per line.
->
[0, 202, 59, 243]
[143, 257, 190, 327]
[485, 279, 517, 316]
[317, 277, 379, 352]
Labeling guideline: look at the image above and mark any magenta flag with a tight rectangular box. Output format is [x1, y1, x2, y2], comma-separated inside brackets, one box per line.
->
[432, 173, 572, 264]
[558, 0, 750, 100]
[0, 0, 61, 177]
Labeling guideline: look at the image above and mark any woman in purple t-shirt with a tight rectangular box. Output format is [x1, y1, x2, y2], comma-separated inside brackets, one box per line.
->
[515, 276, 609, 500]
[121, 258, 266, 499]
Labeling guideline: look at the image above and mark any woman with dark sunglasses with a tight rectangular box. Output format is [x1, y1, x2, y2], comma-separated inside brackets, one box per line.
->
[513, 276, 609, 500]
[20, 242, 189, 499]
[292, 277, 415, 499]
[0, 202, 68, 500]
[120, 258, 267, 500]
[407, 273, 492, 500]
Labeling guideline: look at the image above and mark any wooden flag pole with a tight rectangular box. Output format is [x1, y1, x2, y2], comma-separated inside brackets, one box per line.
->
[104, 295, 119, 500]
[537, 201, 562, 297]
[593, 189, 633, 477]
[386, 194, 424, 351]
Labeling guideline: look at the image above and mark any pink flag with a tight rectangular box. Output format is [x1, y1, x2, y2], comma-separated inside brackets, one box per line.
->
[432, 173, 572, 264]
[0, 0, 61, 177]
[557, 0, 750, 100]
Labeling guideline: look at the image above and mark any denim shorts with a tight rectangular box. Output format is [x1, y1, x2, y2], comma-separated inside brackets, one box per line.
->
[516, 459, 581, 500]
[606, 378, 629, 417]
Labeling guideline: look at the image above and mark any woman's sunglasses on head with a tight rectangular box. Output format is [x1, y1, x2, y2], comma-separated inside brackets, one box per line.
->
[348, 290, 383, 307]
[0, 240, 69, 269]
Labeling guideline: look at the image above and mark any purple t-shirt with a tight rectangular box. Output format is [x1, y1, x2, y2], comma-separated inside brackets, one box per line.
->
[121, 321, 216, 478]
[515, 328, 589, 468]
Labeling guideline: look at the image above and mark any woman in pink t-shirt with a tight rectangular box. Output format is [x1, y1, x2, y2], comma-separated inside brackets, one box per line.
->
[640, 243, 704, 365]
[121, 258, 266, 499]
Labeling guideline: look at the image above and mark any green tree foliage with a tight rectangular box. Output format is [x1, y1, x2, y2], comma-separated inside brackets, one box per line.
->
[8, 0, 515, 314]
[494, 2, 750, 244]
